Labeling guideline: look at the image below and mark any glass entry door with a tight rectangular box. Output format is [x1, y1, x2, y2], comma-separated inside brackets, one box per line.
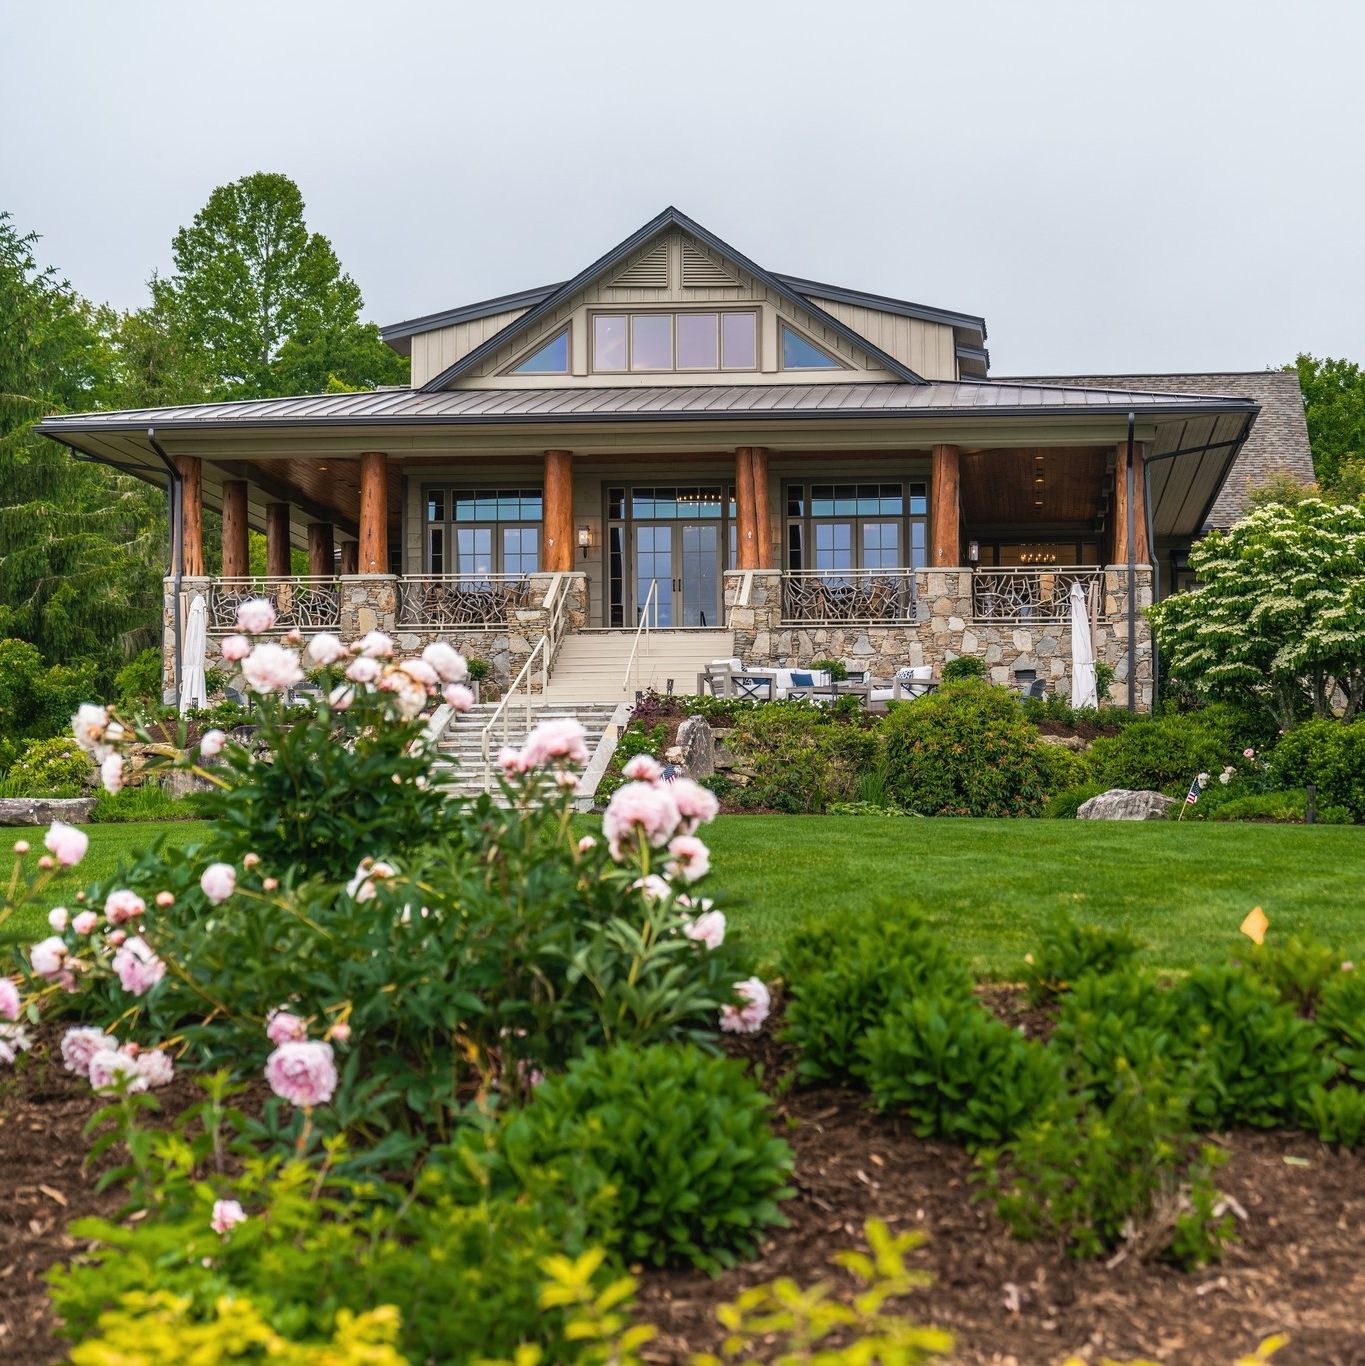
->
[632, 523, 720, 627]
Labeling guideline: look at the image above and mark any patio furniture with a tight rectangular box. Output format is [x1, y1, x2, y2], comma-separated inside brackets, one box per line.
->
[1024, 677, 1047, 699]
[732, 673, 775, 701]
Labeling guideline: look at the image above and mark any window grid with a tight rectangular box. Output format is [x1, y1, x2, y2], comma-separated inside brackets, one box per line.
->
[785, 481, 929, 573]
[590, 311, 758, 374]
[423, 487, 543, 576]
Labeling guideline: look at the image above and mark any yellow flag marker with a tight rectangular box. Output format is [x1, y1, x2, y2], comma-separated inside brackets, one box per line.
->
[1240, 906, 1269, 945]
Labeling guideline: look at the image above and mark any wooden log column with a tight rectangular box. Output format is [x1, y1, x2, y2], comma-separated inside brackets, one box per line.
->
[930, 444, 961, 566]
[307, 522, 335, 578]
[748, 447, 771, 569]
[265, 502, 291, 578]
[543, 450, 574, 572]
[338, 541, 359, 575]
[358, 452, 389, 573]
[734, 448, 756, 569]
[1112, 440, 1151, 565]
[174, 455, 204, 576]
[221, 479, 249, 577]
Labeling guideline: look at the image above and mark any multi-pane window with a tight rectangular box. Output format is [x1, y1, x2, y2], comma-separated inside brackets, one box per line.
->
[785, 482, 928, 573]
[424, 488, 542, 577]
[591, 311, 757, 373]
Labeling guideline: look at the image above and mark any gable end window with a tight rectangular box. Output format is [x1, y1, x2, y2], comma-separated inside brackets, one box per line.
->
[591, 311, 757, 374]
[779, 323, 841, 370]
[509, 327, 570, 375]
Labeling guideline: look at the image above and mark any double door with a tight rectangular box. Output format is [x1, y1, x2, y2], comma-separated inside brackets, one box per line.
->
[633, 523, 720, 628]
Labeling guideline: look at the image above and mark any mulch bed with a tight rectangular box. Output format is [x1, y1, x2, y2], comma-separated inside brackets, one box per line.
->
[5, 1006, 1365, 1365]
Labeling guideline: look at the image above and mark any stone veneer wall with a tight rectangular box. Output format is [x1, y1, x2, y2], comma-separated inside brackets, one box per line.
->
[162, 573, 588, 699]
[723, 568, 1154, 710]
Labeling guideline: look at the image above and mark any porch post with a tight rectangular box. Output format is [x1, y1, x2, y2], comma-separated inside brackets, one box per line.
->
[338, 541, 359, 576]
[735, 447, 756, 570]
[221, 479, 250, 577]
[359, 451, 388, 573]
[175, 456, 204, 576]
[543, 449, 574, 572]
[1112, 440, 1150, 564]
[749, 447, 770, 569]
[930, 443, 960, 566]
[307, 522, 335, 577]
[265, 502, 291, 578]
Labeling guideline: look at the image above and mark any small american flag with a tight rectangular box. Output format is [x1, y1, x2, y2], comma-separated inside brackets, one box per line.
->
[1184, 775, 1202, 806]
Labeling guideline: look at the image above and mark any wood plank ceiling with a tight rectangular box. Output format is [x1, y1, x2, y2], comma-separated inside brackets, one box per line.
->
[959, 447, 1108, 529]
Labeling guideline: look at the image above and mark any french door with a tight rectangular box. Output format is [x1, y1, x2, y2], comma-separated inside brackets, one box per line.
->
[632, 523, 720, 627]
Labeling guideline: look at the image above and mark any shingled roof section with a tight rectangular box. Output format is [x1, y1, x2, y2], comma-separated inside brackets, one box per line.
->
[1007, 371, 1312, 528]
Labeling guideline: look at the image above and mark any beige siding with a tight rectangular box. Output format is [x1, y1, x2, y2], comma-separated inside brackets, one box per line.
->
[408, 308, 531, 387]
[807, 298, 959, 381]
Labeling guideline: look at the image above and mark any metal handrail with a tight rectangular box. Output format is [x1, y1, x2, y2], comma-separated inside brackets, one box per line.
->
[476, 572, 571, 793]
[622, 578, 658, 694]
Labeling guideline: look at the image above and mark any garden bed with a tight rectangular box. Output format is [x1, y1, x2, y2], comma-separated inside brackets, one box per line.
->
[7, 1008, 1364, 1365]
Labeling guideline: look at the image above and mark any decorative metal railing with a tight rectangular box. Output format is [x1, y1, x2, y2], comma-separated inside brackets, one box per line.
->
[970, 567, 1104, 623]
[780, 569, 918, 624]
[207, 577, 340, 631]
[396, 574, 535, 628]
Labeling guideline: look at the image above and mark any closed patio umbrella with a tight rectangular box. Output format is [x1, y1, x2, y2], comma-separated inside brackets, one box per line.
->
[1069, 580, 1098, 709]
[179, 593, 209, 712]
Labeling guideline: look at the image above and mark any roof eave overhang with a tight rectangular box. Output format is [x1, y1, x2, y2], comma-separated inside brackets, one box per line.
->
[379, 283, 564, 356]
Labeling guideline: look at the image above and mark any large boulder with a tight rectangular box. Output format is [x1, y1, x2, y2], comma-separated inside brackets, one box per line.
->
[0, 796, 97, 827]
[1076, 788, 1177, 821]
[675, 715, 715, 779]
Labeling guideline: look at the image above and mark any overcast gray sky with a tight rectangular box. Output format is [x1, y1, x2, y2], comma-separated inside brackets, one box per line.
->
[4, 0, 1362, 376]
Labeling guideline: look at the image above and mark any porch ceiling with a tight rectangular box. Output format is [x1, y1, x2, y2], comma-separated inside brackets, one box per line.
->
[959, 447, 1108, 529]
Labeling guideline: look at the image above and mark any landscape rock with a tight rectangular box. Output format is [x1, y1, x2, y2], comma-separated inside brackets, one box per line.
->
[1076, 788, 1176, 821]
[0, 796, 97, 826]
[675, 715, 715, 778]
[1036, 733, 1089, 752]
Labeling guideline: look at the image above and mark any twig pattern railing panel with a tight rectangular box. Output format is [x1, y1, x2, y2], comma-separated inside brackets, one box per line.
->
[208, 578, 340, 630]
[969, 568, 1104, 623]
[781, 570, 918, 624]
[396, 576, 534, 628]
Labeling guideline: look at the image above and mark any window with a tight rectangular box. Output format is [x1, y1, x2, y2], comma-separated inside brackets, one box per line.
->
[591, 311, 757, 373]
[510, 327, 569, 375]
[423, 487, 542, 576]
[780, 323, 840, 370]
[785, 481, 928, 573]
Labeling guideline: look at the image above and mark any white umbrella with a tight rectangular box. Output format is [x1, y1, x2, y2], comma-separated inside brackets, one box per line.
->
[1070, 580, 1098, 709]
[179, 593, 209, 712]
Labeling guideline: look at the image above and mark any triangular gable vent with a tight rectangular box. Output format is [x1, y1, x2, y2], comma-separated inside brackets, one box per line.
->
[681, 240, 741, 288]
[610, 242, 669, 288]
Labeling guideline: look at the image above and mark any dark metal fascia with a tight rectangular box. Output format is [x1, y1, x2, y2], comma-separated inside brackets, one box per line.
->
[773, 274, 988, 341]
[378, 283, 564, 344]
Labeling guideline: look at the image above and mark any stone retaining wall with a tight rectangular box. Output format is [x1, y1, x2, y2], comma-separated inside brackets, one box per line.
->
[723, 568, 1154, 709]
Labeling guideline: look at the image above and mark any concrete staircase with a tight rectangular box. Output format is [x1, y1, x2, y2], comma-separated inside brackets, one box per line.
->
[540, 629, 735, 704]
[432, 700, 623, 801]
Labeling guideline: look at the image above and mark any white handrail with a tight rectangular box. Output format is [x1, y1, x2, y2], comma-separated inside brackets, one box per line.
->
[477, 572, 571, 793]
[622, 578, 658, 694]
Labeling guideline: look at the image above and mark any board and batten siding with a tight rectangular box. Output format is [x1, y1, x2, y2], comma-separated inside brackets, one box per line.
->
[805, 298, 959, 382]
[408, 308, 532, 388]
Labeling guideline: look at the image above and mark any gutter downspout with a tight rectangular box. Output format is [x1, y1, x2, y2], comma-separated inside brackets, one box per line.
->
[146, 428, 184, 705]
[1125, 412, 1137, 714]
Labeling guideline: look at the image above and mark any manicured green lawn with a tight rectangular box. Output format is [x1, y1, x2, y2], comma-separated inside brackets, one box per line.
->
[5, 817, 1361, 981]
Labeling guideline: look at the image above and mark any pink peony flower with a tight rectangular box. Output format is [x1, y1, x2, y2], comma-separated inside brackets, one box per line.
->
[112, 936, 166, 996]
[329, 1020, 351, 1044]
[1243, 747, 1256, 759]
[328, 684, 355, 711]
[243, 853, 260, 869]
[357, 630, 394, 659]
[88, 1047, 144, 1092]
[220, 634, 251, 662]
[155, 890, 175, 908]
[632, 874, 672, 904]
[104, 889, 146, 925]
[345, 857, 397, 902]
[12, 840, 28, 855]
[602, 781, 681, 860]
[48, 907, 69, 932]
[0, 1025, 32, 1066]
[422, 642, 468, 683]
[44, 821, 88, 867]
[666, 835, 711, 883]
[389, 677, 428, 722]
[623, 754, 663, 782]
[107, 929, 127, 947]
[61, 1026, 114, 1074]
[100, 753, 125, 794]
[684, 908, 727, 951]
[241, 643, 304, 695]
[235, 598, 277, 634]
[72, 910, 98, 935]
[30, 935, 67, 979]
[211, 1198, 247, 1234]
[199, 729, 227, 758]
[520, 717, 589, 770]
[71, 704, 111, 756]
[265, 1040, 337, 1107]
[498, 746, 529, 776]
[577, 835, 597, 854]
[670, 778, 720, 833]
[345, 655, 382, 685]
[199, 862, 236, 905]
[398, 657, 439, 688]
[720, 977, 771, 1035]
[306, 632, 347, 666]
[0, 978, 20, 1022]
[266, 1007, 308, 1045]
[134, 1048, 175, 1089]
[442, 683, 475, 712]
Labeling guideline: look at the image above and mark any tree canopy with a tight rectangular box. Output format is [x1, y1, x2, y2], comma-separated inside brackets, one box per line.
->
[1149, 498, 1365, 728]
[1285, 354, 1365, 501]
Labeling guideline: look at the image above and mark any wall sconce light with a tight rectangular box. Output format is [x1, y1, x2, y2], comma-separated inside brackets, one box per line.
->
[577, 525, 592, 558]
[967, 540, 980, 567]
